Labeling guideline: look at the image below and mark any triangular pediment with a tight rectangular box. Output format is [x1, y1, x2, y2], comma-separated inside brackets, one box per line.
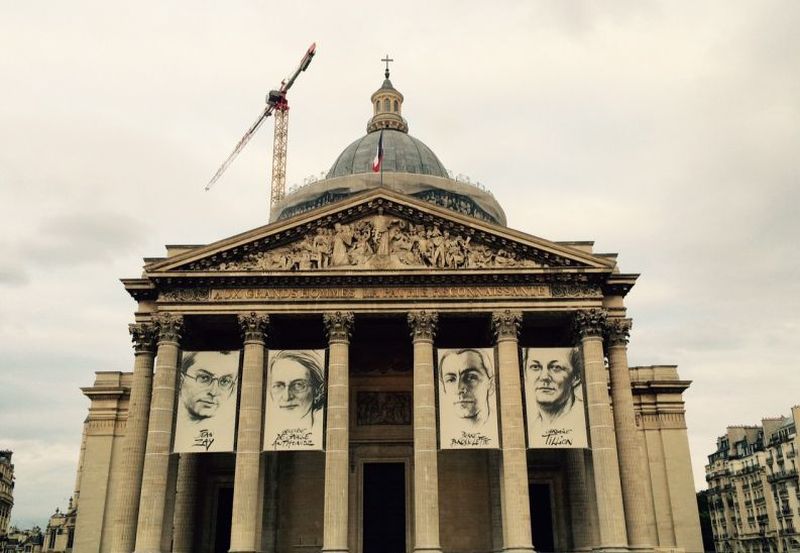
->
[145, 189, 615, 275]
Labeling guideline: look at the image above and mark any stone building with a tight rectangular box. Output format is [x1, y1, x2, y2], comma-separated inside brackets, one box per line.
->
[42, 500, 77, 553]
[0, 450, 14, 540]
[705, 406, 800, 553]
[71, 70, 703, 553]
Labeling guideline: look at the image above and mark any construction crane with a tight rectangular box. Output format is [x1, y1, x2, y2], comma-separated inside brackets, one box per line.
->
[205, 42, 316, 212]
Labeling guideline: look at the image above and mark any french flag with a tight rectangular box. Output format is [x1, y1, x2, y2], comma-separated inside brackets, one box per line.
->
[372, 131, 384, 172]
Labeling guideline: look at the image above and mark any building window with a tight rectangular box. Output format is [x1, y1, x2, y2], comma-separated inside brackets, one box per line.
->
[384, 98, 390, 111]
[393, 100, 398, 112]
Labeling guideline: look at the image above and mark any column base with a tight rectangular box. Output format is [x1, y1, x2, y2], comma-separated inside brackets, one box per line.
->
[628, 546, 656, 553]
[321, 549, 349, 553]
[591, 547, 629, 553]
[503, 547, 535, 553]
[414, 548, 443, 553]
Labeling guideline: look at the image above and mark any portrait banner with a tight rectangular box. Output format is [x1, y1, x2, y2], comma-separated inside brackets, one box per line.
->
[436, 348, 500, 449]
[173, 350, 241, 453]
[263, 349, 326, 451]
[522, 347, 589, 448]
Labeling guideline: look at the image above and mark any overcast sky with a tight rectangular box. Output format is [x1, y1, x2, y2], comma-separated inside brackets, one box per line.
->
[1, 1, 798, 528]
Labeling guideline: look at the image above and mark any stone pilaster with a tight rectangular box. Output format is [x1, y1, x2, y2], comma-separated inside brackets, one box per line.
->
[491, 310, 534, 553]
[110, 322, 157, 553]
[322, 311, 354, 553]
[606, 318, 657, 550]
[230, 312, 270, 553]
[134, 313, 183, 553]
[573, 309, 627, 551]
[408, 311, 442, 553]
[171, 454, 199, 553]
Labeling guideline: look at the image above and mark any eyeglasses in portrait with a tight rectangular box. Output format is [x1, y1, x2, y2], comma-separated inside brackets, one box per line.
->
[173, 350, 241, 453]
[263, 349, 326, 451]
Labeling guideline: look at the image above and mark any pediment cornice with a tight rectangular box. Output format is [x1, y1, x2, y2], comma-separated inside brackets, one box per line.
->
[144, 189, 615, 278]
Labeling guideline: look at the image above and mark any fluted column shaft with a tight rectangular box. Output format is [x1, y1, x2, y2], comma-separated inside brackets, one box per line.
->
[492, 310, 534, 553]
[110, 323, 157, 553]
[606, 319, 657, 550]
[566, 450, 594, 551]
[172, 454, 199, 553]
[408, 311, 442, 553]
[575, 309, 627, 551]
[322, 312, 354, 553]
[230, 313, 270, 553]
[134, 314, 184, 553]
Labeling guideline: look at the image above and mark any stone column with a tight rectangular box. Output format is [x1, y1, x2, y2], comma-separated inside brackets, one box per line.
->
[230, 312, 270, 553]
[322, 311, 354, 553]
[110, 322, 157, 553]
[408, 311, 442, 553]
[574, 309, 627, 551]
[134, 313, 183, 553]
[491, 310, 534, 553]
[566, 450, 595, 551]
[606, 318, 658, 550]
[172, 454, 199, 553]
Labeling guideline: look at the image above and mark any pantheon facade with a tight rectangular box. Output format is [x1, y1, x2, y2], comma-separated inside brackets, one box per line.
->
[71, 72, 703, 553]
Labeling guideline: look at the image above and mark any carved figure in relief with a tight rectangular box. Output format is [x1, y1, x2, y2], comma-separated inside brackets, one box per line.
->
[331, 223, 353, 266]
[216, 215, 539, 271]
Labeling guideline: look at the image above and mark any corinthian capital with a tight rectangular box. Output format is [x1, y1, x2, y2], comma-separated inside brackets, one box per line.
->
[408, 311, 438, 342]
[605, 318, 632, 346]
[491, 310, 522, 341]
[154, 313, 184, 344]
[573, 309, 608, 339]
[129, 322, 157, 353]
[323, 311, 354, 342]
[238, 312, 270, 343]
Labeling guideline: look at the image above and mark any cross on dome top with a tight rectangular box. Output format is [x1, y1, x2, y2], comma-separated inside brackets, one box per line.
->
[381, 54, 394, 79]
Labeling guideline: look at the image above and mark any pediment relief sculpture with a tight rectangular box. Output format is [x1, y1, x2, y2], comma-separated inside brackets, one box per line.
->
[211, 215, 543, 271]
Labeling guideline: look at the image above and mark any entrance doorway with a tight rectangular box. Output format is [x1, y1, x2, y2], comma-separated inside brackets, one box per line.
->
[213, 486, 233, 553]
[362, 462, 406, 553]
[530, 482, 555, 552]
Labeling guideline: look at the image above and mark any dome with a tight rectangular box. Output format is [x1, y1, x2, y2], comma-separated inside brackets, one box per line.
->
[327, 130, 449, 179]
[270, 68, 506, 226]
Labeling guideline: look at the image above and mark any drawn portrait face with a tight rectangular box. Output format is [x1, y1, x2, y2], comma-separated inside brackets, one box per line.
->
[440, 349, 493, 426]
[269, 350, 324, 427]
[180, 351, 238, 422]
[525, 349, 580, 416]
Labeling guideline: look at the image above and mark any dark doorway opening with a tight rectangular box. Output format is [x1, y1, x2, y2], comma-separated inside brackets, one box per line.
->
[530, 482, 555, 552]
[363, 462, 406, 553]
[214, 486, 234, 553]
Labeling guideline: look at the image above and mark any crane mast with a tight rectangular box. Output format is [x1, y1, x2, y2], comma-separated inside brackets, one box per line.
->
[205, 43, 316, 216]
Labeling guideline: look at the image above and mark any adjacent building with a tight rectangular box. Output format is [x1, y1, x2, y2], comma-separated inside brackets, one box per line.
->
[705, 406, 800, 552]
[0, 451, 14, 540]
[70, 69, 703, 553]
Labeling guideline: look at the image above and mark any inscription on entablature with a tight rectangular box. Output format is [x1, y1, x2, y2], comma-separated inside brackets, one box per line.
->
[356, 392, 412, 426]
[203, 285, 552, 302]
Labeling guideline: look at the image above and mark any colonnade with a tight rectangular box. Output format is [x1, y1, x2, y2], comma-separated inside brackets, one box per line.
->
[108, 308, 656, 553]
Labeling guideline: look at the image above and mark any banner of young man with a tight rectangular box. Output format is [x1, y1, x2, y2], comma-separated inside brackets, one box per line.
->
[263, 349, 327, 451]
[522, 347, 589, 448]
[436, 348, 500, 449]
[173, 350, 241, 453]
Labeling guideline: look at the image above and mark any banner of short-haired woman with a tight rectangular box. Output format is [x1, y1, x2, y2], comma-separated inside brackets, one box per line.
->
[522, 347, 589, 448]
[436, 348, 500, 449]
[173, 350, 242, 453]
[263, 349, 327, 451]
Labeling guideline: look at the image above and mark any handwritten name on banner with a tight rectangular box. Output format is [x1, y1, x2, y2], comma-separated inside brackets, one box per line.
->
[209, 285, 550, 302]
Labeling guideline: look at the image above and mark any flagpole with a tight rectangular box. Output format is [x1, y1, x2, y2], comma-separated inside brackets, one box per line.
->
[380, 130, 384, 187]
